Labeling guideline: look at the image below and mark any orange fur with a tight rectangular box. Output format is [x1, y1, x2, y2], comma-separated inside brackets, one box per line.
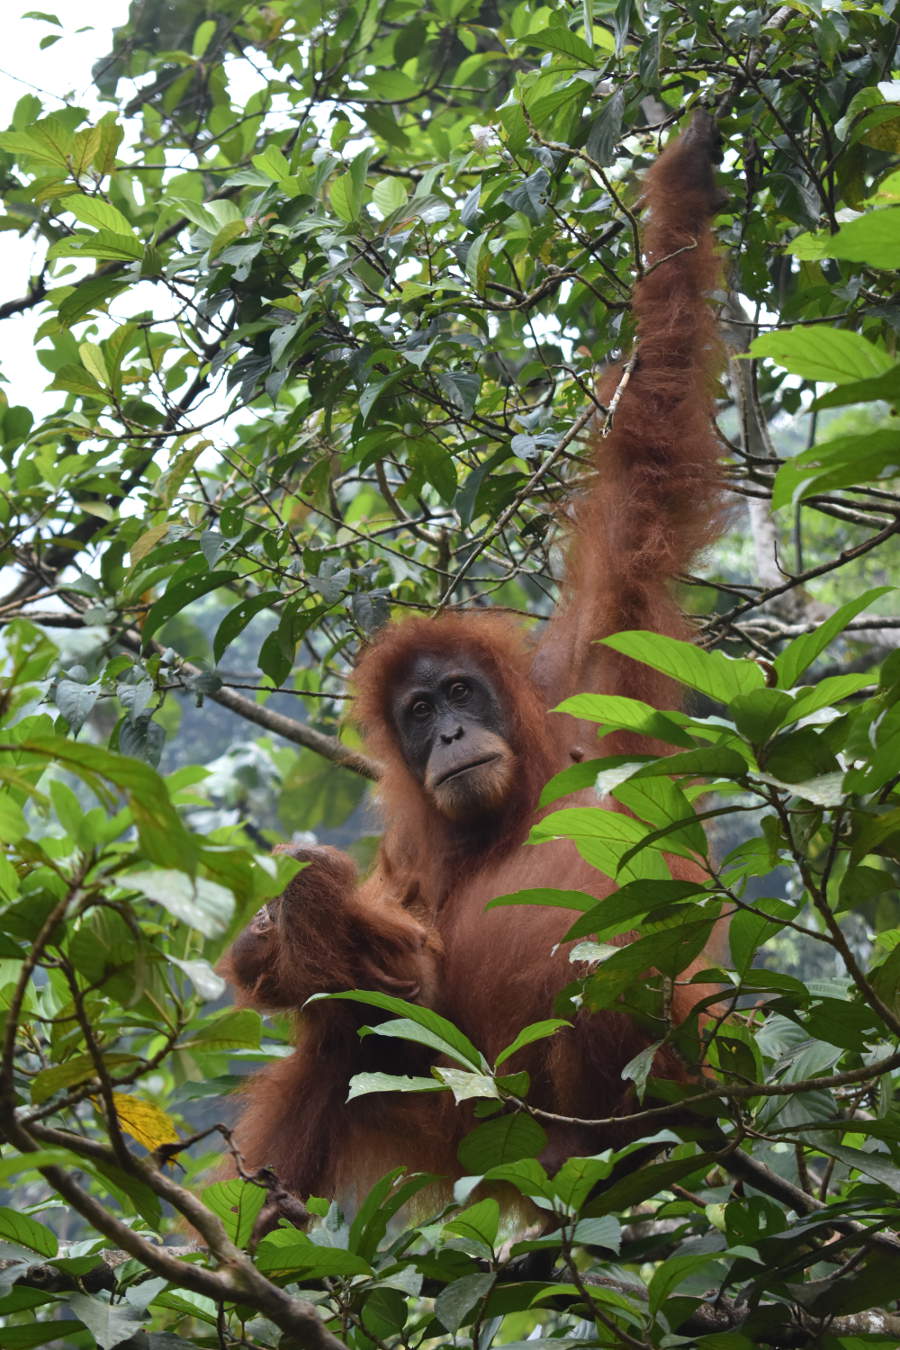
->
[221, 113, 727, 1208]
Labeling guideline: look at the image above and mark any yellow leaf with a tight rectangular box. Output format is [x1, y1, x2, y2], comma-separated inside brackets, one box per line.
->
[79, 341, 109, 389]
[112, 1093, 179, 1152]
[72, 125, 102, 176]
[130, 523, 169, 564]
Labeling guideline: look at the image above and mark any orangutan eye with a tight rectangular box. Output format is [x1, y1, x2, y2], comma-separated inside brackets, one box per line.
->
[447, 680, 471, 704]
[410, 699, 432, 720]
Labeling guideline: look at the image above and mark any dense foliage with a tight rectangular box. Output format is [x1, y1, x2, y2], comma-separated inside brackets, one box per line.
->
[0, 0, 899, 1345]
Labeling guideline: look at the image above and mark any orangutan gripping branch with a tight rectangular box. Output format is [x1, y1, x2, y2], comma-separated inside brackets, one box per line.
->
[220, 111, 727, 1209]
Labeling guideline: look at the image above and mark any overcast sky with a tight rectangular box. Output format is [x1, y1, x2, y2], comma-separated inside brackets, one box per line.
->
[1, 5, 128, 122]
[1, 4, 130, 410]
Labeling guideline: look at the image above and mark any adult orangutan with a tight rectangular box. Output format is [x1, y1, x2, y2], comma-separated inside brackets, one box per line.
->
[221, 110, 727, 1209]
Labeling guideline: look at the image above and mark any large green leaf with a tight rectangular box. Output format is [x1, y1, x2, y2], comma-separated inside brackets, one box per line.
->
[790, 207, 900, 268]
[16, 737, 197, 870]
[530, 806, 672, 880]
[554, 693, 697, 748]
[457, 1115, 548, 1173]
[774, 587, 892, 686]
[750, 326, 893, 383]
[0, 1208, 57, 1258]
[126, 867, 234, 936]
[772, 429, 900, 508]
[255, 1229, 373, 1277]
[600, 633, 765, 702]
[313, 990, 485, 1068]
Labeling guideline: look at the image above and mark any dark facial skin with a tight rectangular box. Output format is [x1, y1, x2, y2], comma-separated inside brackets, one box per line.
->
[391, 655, 516, 822]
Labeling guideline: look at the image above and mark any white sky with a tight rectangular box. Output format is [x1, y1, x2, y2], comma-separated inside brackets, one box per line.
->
[1, 3, 131, 410]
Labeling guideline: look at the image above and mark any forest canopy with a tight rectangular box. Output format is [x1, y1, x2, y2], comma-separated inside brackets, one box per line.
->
[0, 0, 899, 1346]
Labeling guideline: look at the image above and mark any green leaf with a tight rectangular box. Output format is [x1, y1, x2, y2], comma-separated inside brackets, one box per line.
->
[63, 192, 133, 236]
[613, 795, 714, 869]
[0, 1323, 85, 1348]
[259, 625, 296, 688]
[433, 1067, 500, 1102]
[0, 1150, 77, 1184]
[554, 693, 697, 748]
[209, 219, 247, 258]
[330, 172, 359, 222]
[255, 1230, 373, 1277]
[498, 100, 528, 153]
[783, 673, 874, 724]
[486, 887, 598, 912]
[814, 363, 900, 409]
[629, 746, 751, 781]
[583, 913, 715, 984]
[495, 1019, 571, 1066]
[0, 116, 73, 167]
[165, 196, 225, 234]
[756, 770, 846, 807]
[590, 1152, 713, 1215]
[790, 207, 900, 269]
[483, 1157, 555, 1202]
[53, 228, 143, 261]
[363, 1015, 488, 1069]
[586, 87, 625, 163]
[417, 442, 457, 500]
[167, 955, 226, 1000]
[202, 1178, 266, 1248]
[600, 632, 765, 702]
[621, 1041, 660, 1099]
[315, 990, 485, 1068]
[435, 1273, 495, 1332]
[730, 899, 794, 974]
[0, 795, 27, 843]
[57, 275, 128, 326]
[774, 587, 892, 686]
[552, 1154, 614, 1210]
[519, 26, 598, 63]
[50, 363, 104, 399]
[464, 230, 489, 293]
[530, 806, 672, 880]
[181, 1008, 260, 1053]
[77, 340, 111, 388]
[563, 879, 711, 943]
[68, 1292, 144, 1346]
[118, 714, 165, 767]
[192, 18, 217, 57]
[347, 1071, 443, 1100]
[20, 736, 196, 871]
[649, 1252, 725, 1316]
[773, 427, 900, 506]
[372, 176, 408, 216]
[0, 1207, 57, 1258]
[526, 80, 587, 135]
[749, 326, 893, 384]
[252, 143, 291, 180]
[126, 868, 234, 936]
[213, 590, 281, 663]
[802, 1141, 900, 1191]
[349, 1169, 436, 1261]
[55, 676, 99, 733]
[729, 688, 794, 745]
[143, 570, 238, 641]
[571, 1215, 621, 1250]
[437, 370, 480, 417]
[458, 1114, 547, 1173]
[31, 1053, 137, 1104]
[446, 1197, 500, 1248]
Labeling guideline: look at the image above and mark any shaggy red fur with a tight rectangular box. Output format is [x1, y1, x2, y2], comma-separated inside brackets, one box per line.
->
[220, 112, 727, 1209]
